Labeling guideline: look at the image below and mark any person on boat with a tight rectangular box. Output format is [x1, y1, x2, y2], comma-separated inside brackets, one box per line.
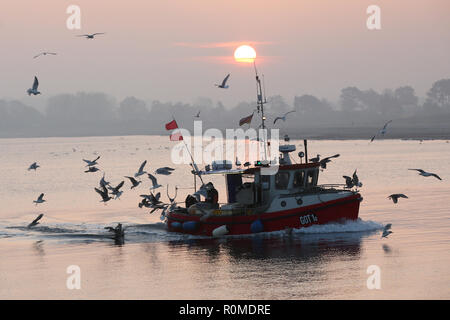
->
[205, 182, 219, 208]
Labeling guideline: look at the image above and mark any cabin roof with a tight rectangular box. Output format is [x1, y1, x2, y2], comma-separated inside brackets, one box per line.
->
[243, 162, 320, 174]
[197, 162, 320, 176]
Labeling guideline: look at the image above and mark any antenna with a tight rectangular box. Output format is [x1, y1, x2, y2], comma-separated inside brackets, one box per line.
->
[262, 74, 267, 103]
[253, 60, 268, 160]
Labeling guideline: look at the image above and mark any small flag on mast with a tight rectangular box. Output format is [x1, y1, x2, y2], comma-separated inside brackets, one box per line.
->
[165, 119, 183, 140]
[239, 113, 253, 126]
[170, 131, 183, 141]
[165, 120, 178, 130]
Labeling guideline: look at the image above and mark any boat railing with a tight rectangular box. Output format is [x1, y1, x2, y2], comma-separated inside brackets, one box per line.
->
[317, 183, 349, 189]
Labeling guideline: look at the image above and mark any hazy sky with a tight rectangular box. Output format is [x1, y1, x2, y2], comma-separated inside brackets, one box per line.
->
[1, 0, 449, 108]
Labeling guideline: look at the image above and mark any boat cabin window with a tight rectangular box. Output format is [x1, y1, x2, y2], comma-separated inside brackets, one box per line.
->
[293, 170, 305, 188]
[275, 171, 290, 190]
[305, 169, 317, 188]
[261, 175, 270, 190]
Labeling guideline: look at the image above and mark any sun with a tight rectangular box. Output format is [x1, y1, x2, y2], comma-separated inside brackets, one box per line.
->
[234, 45, 256, 63]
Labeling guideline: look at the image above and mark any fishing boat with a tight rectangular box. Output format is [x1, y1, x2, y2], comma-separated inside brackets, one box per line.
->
[164, 65, 362, 237]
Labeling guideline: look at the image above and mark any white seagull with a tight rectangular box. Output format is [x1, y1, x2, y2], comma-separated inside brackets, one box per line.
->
[352, 169, 362, 187]
[215, 74, 230, 89]
[33, 193, 46, 205]
[148, 173, 162, 190]
[83, 156, 100, 167]
[27, 76, 41, 96]
[77, 33, 105, 39]
[33, 52, 57, 59]
[408, 169, 442, 180]
[370, 120, 392, 142]
[273, 110, 296, 125]
[134, 160, 147, 177]
[108, 181, 125, 199]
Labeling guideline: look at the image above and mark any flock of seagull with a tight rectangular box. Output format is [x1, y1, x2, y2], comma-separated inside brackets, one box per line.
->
[26, 155, 176, 239]
[26, 32, 106, 96]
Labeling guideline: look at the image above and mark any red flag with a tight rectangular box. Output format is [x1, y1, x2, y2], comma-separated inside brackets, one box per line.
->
[170, 131, 183, 141]
[239, 114, 253, 126]
[165, 120, 178, 130]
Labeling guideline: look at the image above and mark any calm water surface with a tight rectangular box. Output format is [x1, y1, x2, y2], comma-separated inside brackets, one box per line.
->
[0, 136, 449, 299]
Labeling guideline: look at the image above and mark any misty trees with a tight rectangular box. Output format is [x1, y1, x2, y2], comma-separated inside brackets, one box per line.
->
[339, 85, 419, 118]
[118, 96, 149, 122]
[340, 87, 364, 112]
[294, 95, 332, 115]
[0, 79, 448, 138]
[46, 92, 116, 128]
[0, 100, 44, 136]
[425, 79, 450, 112]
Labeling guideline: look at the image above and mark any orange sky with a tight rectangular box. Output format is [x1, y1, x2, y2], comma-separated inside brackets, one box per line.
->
[1, 0, 449, 107]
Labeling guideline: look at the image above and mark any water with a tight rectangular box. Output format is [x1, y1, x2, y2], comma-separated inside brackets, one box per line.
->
[0, 136, 449, 299]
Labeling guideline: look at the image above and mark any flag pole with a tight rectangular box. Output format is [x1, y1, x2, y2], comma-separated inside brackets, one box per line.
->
[171, 115, 204, 187]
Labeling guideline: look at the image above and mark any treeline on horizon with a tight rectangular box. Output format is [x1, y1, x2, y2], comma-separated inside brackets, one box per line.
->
[1, 78, 449, 138]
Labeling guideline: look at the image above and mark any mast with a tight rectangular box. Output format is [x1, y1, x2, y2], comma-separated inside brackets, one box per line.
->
[253, 61, 268, 161]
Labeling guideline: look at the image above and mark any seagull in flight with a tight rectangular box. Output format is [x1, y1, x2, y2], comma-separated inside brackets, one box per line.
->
[33, 193, 46, 205]
[342, 169, 361, 188]
[99, 173, 111, 188]
[27, 214, 44, 228]
[408, 169, 442, 180]
[319, 154, 340, 169]
[141, 192, 162, 206]
[85, 166, 99, 173]
[27, 76, 41, 96]
[95, 185, 112, 204]
[352, 169, 362, 187]
[370, 120, 392, 142]
[134, 160, 147, 178]
[381, 224, 393, 238]
[388, 194, 408, 204]
[28, 162, 40, 171]
[33, 52, 57, 59]
[343, 175, 354, 188]
[77, 33, 105, 39]
[273, 110, 296, 125]
[155, 167, 174, 175]
[125, 176, 142, 189]
[215, 74, 230, 89]
[83, 156, 100, 167]
[148, 174, 162, 190]
[108, 181, 125, 199]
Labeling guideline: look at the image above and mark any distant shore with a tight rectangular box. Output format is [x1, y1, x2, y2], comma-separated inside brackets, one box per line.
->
[1, 126, 450, 140]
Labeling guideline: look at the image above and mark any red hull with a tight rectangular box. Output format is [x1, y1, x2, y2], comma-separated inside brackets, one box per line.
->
[166, 193, 362, 236]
